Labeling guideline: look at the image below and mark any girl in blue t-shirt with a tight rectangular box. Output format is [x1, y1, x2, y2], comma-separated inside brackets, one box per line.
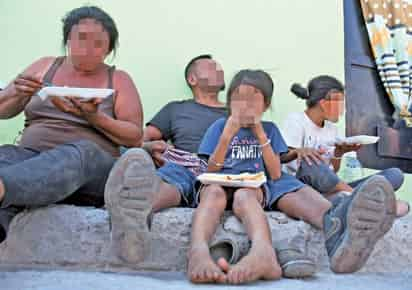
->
[187, 70, 306, 284]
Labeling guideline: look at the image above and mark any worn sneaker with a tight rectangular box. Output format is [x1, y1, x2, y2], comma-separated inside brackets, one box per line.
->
[328, 191, 351, 206]
[104, 148, 160, 264]
[275, 244, 317, 278]
[323, 175, 396, 273]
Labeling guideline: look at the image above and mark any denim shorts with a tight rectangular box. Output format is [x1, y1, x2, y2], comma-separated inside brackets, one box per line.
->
[156, 162, 199, 206]
[193, 171, 305, 209]
[265, 172, 306, 209]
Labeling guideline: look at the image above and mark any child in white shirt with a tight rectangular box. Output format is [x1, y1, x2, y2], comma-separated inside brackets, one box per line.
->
[281, 75, 409, 217]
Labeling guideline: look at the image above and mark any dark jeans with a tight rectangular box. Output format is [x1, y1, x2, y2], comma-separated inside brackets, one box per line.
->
[296, 160, 404, 195]
[0, 140, 116, 242]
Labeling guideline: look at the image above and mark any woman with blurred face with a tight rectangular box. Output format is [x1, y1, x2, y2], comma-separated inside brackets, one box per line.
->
[0, 6, 143, 243]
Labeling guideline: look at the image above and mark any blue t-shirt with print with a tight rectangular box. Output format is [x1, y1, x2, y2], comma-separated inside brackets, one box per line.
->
[198, 118, 288, 175]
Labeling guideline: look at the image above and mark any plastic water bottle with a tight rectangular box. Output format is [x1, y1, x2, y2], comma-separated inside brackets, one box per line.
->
[340, 151, 365, 183]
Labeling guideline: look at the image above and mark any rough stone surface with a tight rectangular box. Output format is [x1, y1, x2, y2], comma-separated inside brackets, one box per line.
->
[0, 205, 411, 273]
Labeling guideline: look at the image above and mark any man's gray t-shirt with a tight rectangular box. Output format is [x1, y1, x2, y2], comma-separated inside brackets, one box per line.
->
[146, 99, 227, 153]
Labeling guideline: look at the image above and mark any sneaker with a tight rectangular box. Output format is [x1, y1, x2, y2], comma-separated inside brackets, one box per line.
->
[328, 191, 351, 207]
[104, 148, 160, 264]
[323, 175, 396, 273]
[275, 244, 317, 278]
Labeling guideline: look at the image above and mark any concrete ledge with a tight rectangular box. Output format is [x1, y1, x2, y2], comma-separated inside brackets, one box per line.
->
[0, 205, 411, 273]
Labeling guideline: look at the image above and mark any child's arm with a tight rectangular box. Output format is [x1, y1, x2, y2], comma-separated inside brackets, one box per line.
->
[330, 156, 341, 173]
[280, 147, 325, 165]
[251, 122, 281, 180]
[207, 116, 240, 172]
[331, 143, 361, 172]
[279, 149, 298, 163]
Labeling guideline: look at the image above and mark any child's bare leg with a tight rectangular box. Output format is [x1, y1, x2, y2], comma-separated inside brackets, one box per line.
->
[188, 184, 228, 284]
[152, 181, 182, 213]
[226, 188, 282, 284]
[277, 186, 332, 229]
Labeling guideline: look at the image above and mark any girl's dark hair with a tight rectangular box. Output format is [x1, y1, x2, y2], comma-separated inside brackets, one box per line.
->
[291, 75, 344, 108]
[62, 6, 119, 55]
[227, 69, 274, 109]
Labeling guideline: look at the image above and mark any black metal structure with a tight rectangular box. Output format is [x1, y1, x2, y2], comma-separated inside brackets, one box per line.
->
[344, 0, 412, 172]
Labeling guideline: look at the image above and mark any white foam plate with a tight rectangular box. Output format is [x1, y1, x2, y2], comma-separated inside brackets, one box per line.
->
[197, 173, 267, 188]
[327, 135, 380, 146]
[37, 86, 114, 101]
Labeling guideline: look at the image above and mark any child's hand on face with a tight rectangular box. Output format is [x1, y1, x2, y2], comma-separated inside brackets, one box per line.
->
[224, 115, 242, 137]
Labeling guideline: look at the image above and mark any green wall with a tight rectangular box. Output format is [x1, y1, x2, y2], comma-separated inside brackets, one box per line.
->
[0, 0, 410, 201]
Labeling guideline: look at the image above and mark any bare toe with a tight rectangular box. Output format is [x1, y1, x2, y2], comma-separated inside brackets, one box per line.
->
[228, 243, 281, 284]
[217, 257, 230, 273]
[187, 245, 227, 284]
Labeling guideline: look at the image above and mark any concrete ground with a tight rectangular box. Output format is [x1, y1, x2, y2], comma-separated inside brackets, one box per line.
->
[1, 270, 411, 290]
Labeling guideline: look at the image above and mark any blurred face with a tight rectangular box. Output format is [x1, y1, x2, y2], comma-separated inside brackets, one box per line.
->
[67, 18, 110, 72]
[230, 84, 267, 127]
[189, 59, 225, 92]
[319, 91, 345, 123]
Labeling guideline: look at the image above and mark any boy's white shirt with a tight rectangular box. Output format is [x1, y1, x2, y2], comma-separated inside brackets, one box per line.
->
[280, 111, 340, 175]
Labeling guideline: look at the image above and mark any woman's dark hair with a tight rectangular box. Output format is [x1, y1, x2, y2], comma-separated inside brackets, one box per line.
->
[227, 69, 274, 110]
[291, 75, 344, 108]
[62, 6, 119, 55]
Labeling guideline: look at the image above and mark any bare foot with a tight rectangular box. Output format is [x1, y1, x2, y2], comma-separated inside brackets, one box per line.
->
[217, 257, 230, 273]
[396, 200, 410, 218]
[187, 245, 227, 284]
[227, 243, 282, 284]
